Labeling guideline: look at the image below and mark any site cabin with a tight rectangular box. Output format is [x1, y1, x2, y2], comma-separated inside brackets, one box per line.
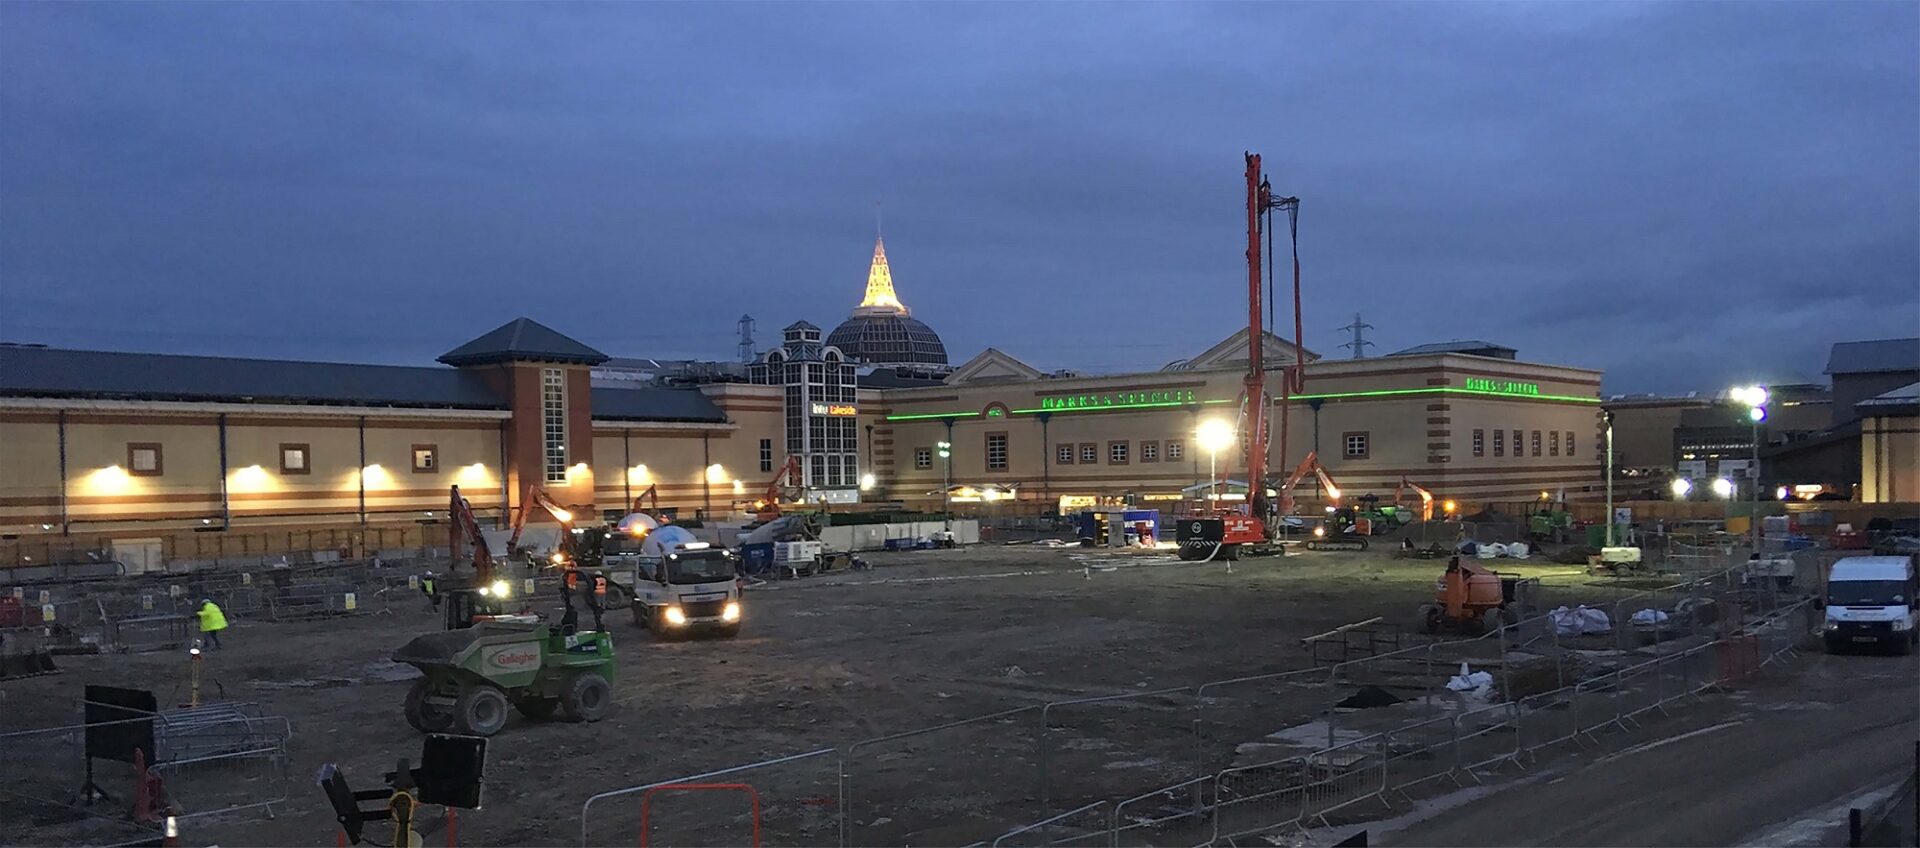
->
[1823, 555, 1919, 655]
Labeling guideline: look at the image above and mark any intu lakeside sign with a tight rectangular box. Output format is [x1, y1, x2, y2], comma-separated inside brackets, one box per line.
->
[809, 402, 858, 417]
[1463, 378, 1540, 396]
[1039, 389, 1200, 411]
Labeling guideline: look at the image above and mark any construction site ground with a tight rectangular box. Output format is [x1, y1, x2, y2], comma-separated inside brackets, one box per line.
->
[1, 541, 1896, 846]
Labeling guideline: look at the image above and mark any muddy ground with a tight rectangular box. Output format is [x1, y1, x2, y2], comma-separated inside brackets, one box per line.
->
[3, 542, 1666, 846]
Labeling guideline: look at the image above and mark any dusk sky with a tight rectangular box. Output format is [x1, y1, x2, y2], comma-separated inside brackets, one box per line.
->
[2, 2, 1915, 395]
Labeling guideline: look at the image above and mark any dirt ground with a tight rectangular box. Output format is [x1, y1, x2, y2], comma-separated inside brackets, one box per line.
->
[0, 542, 1684, 847]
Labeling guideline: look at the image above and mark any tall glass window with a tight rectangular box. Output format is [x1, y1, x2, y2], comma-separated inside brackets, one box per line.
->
[542, 368, 568, 483]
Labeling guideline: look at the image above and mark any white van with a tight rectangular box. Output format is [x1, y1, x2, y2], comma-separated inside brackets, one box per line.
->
[1823, 555, 1918, 654]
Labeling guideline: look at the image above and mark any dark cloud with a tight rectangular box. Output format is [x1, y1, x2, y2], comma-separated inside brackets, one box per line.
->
[2, 2, 1914, 394]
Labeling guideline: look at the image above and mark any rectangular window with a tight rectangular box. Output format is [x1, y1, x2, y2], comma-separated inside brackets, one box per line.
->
[280, 443, 311, 475]
[1493, 429, 1505, 457]
[1141, 440, 1160, 462]
[759, 439, 773, 473]
[986, 432, 1009, 471]
[1166, 440, 1184, 461]
[1471, 430, 1485, 458]
[412, 444, 438, 473]
[1513, 430, 1524, 459]
[542, 368, 568, 484]
[1056, 444, 1074, 465]
[1531, 431, 1542, 457]
[915, 447, 932, 470]
[1549, 431, 1560, 457]
[1108, 441, 1130, 465]
[127, 443, 163, 476]
[1080, 443, 1098, 464]
[1343, 432, 1370, 460]
[1566, 431, 1576, 457]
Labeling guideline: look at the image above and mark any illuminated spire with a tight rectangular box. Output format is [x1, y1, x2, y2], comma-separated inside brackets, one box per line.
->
[856, 236, 908, 315]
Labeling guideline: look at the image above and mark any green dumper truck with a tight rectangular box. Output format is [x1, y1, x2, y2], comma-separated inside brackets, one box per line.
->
[392, 622, 615, 737]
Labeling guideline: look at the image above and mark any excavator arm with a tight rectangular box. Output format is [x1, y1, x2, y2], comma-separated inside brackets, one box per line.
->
[506, 485, 578, 562]
[753, 455, 804, 520]
[447, 486, 497, 582]
[1277, 451, 1342, 515]
[1396, 476, 1435, 522]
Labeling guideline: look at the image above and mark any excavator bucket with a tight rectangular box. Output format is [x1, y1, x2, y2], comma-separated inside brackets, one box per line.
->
[0, 631, 60, 679]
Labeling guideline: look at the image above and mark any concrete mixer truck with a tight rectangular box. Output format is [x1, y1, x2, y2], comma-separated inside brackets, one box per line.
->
[606, 510, 744, 639]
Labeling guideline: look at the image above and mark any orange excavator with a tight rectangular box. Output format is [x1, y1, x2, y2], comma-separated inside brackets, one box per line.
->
[1278, 451, 1342, 515]
[443, 486, 538, 629]
[750, 455, 804, 523]
[1394, 477, 1435, 521]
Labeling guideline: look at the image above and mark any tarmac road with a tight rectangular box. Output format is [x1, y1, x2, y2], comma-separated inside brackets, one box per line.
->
[1382, 650, 1918, 847]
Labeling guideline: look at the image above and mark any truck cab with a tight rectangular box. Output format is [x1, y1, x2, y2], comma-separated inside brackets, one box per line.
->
[612, 522, 742, 639]
[1823, 555, 1918, 654]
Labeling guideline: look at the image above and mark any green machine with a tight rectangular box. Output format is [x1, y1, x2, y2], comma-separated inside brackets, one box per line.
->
[392, 623, 615, 737]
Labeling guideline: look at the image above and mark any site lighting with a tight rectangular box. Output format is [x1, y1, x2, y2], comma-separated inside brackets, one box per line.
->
[1196, 419, 1236, 455]
[859, 472, 876, 492]
[1442, 500, 1457, 516]
[1776, 486, 1791, 501]
[936, 441, 952, 459]
[1711, 477, 1735, 498]
[1730, 384, 1767, 551]
[1671, 478, 1693, 498]
[489, 580, 510, 598]
[1196, 419, 1236, 504]
[551, 508, 573, 522]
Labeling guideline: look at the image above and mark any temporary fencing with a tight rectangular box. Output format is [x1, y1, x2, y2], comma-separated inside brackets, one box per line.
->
[0, 698, 292, 845]
[575, 560, 1820, 847]
[578, 748, 839, 848]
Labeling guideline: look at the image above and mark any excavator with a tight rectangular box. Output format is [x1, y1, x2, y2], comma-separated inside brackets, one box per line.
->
[749, 455, 804, 523]
[443, 486, 539, 629]
[1392, 477, 1456, 522]
[506, 484, 633, 630]
[1174, 152, 1305, 562]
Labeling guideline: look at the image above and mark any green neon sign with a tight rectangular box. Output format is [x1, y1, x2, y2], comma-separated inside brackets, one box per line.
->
[1462, 378, 1539, 396]
[882, 411, 979, 422]
[886, 383, 1595, 421]
[1037, 388, 1200, 411]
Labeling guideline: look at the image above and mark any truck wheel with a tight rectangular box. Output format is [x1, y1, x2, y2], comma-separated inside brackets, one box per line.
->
[404, 679, 454, 733]
[560, 672, 613, 722]
[453, 686, 510, 736]
[601, 582, 633, 611]
[516, 697, 560, 720]
[1222, 544, 1241, 561]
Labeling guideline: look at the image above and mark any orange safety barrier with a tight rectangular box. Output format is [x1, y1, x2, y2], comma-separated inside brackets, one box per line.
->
[639, 782, 761, 848]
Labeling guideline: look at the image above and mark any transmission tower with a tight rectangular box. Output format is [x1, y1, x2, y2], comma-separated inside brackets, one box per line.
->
[1338, 313, 1374, 359]
[737, 314, 756, 363]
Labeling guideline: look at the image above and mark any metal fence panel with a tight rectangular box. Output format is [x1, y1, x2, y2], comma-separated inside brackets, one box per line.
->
[579, 748, 838, 848]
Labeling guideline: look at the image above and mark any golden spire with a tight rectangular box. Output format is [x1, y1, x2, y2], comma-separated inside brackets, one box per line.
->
[857, 236, 908, 314]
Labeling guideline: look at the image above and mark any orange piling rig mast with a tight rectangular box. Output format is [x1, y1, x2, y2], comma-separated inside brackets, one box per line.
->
[1176, 152, 1303, 561]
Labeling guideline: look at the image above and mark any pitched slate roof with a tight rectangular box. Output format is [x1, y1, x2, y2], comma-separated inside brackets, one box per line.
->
[437, 318, 609, 367]
[1388, 340, 1518, 358]
[0, 345, 503, 408]
[588, 387, 728, 423]
[1826, 338, 1920, 375]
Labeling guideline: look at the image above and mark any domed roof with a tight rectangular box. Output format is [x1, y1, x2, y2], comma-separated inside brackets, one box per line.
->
[827, 313, 949, 367]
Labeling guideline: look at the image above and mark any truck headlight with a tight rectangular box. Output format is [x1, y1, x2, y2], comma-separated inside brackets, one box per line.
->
[663, 606, 687, 626]
[1823, 620, 1839, 631]
[722, 602, 741, 622]
[490, 580, 510, 598]
[1892, 619, 1912, 631]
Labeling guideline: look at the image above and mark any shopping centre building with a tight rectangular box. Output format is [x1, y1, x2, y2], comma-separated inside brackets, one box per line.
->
[0, 237, 1604, 549]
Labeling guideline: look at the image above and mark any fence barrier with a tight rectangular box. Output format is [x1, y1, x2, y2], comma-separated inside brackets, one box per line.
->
[568, 558, 1819, 847]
